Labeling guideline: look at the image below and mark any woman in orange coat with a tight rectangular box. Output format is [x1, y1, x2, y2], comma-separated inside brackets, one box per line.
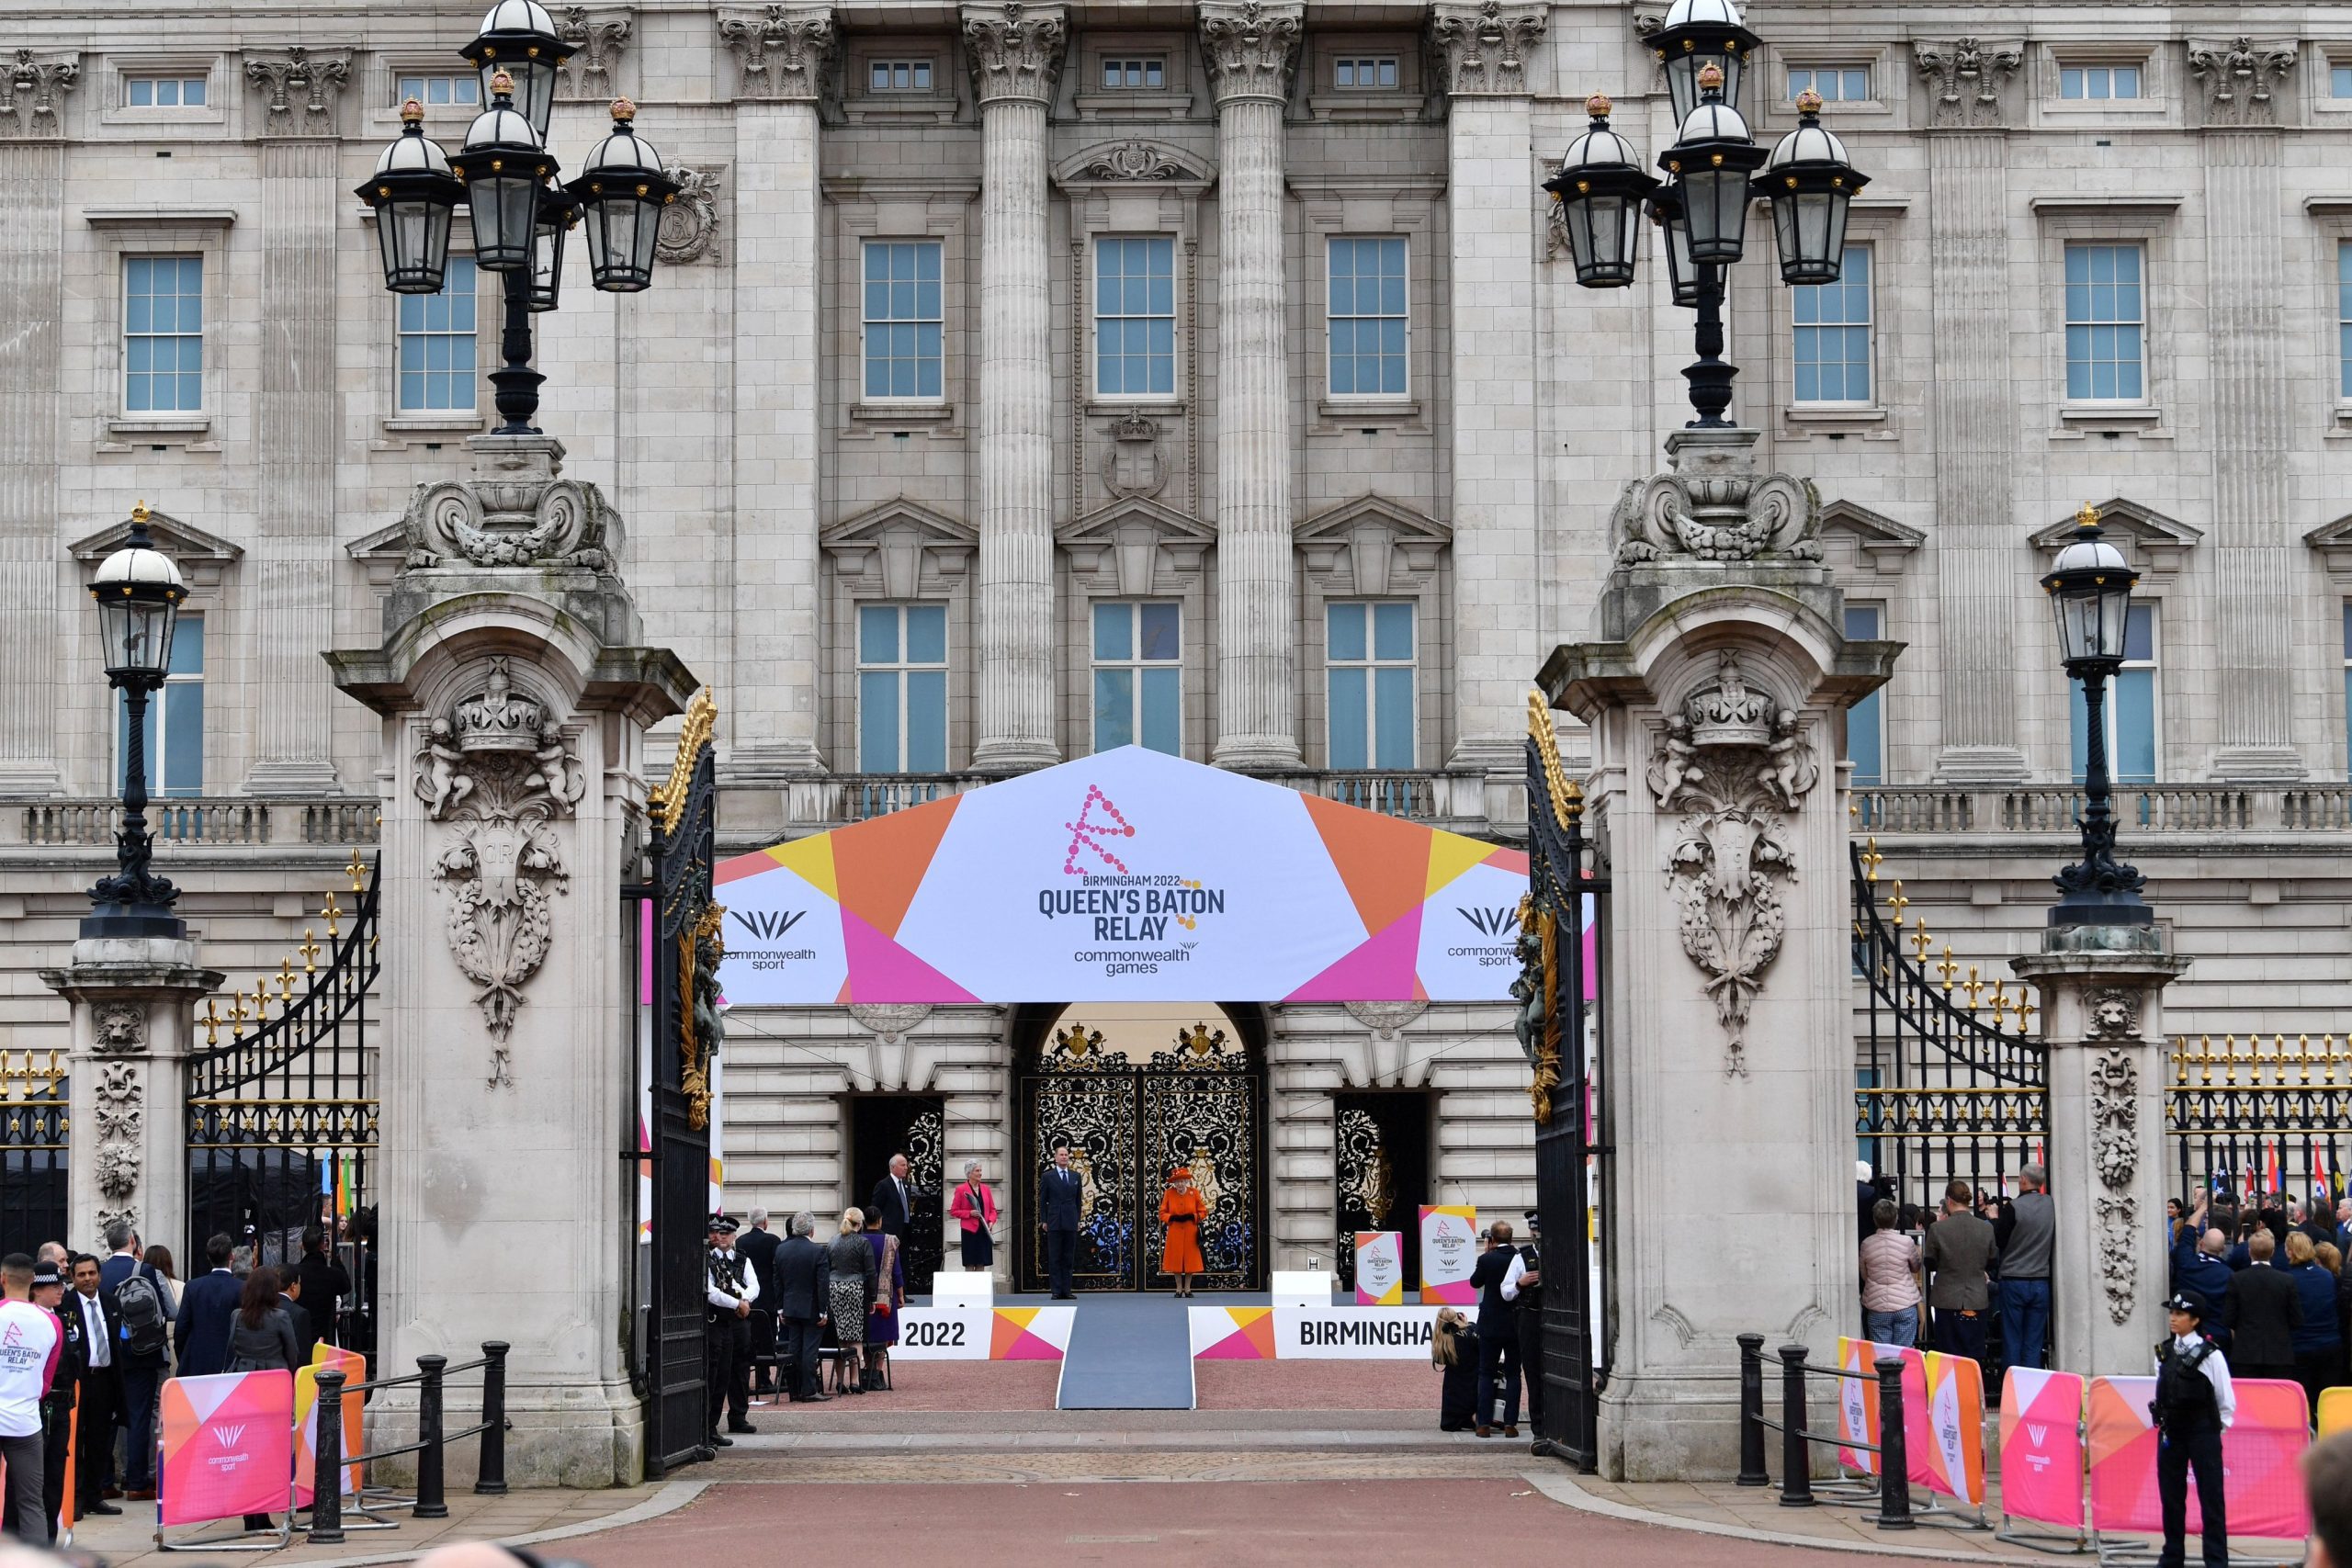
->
[1159, 1167, 1208, 1297]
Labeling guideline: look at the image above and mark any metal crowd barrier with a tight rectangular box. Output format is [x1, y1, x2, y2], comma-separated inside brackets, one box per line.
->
[1736, 1333, 1914, 1531]
[306, 1341, 511, 1545]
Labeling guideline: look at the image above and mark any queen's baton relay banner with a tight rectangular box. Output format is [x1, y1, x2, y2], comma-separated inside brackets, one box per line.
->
[2089, 1375, 2312, 1540]
[1190, 1305, 1442, 1359]
[1922, 1349, 1986, 1506]
[294, 1349, 366, 1506]
[1834, 1337, 1881, 1473]
[892, 1305, 1075, 1360]
[715, 747, 1532, 1004]
[1419, 1205, 1478, 1304]
[1998, 1366, 2086, 1530]
[159, 1371, 294, 1527]
[1353, 1232, 1405, 1305]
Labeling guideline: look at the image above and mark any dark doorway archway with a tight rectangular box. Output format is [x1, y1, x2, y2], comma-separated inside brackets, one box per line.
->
[1334, 1090, 1434, 1293]
[845, 1093, 945, 1295]
[1011, 1003, 1268, 1292]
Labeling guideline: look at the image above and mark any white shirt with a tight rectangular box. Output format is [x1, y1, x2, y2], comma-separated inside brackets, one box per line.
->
[77, 1292, 109, 1369]
[2154, 1334, 2235, 1430]
[1498, 1252, 1530, 1303]
[704, 1251, 759, 1313]
[0, 1300, 60, 1438]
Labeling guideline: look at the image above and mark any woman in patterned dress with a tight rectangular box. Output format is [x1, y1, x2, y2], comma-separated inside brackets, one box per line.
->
[827, 1208, 876, 1394]
[863, 1223, 904, 1391]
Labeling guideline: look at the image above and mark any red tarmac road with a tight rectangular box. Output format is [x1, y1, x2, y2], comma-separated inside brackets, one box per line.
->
[567, 1479, 1878, 1567]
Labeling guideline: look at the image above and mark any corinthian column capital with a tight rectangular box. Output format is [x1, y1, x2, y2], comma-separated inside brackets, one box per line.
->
[717, 4, 836, 102]
[1, 49, 79, 141]
[1427, 1, 1547, 96]
[1198, 1, 1304, 107]
[961, 2, 1066, 107]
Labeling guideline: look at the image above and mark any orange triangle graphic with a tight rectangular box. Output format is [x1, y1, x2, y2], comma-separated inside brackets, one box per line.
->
[1300, 793, 1436, 938]
[830, 794, 961, 939]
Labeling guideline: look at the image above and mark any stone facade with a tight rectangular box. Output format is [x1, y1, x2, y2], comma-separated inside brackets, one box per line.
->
[1, 2, 2351, 1283]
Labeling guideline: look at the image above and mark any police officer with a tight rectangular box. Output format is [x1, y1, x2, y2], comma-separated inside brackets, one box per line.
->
[2153, 1291, 2233, 1568]
[1514, 1211, 1544, 1429]
[703, 1215, 759, 1448]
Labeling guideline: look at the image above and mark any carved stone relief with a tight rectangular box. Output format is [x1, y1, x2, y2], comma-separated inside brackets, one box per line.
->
[555, 6, 634, 100]
[1076, 141, 1197, 182]
[92, 1003, 146, 1055]
[1648, 651, 1819, 1075]
[1101, 411, 1167, 501]
[657, 165, 724, 265]
[1, 51, 77, 139]
[2090, 1046, 2141, 1325]
[717, 5, 836, 101]
[1428, 1, 1547, 96]
[848, 1004, 931, 1045]
[244, 47, 354, 135]
[1912, 38, 2023, 129]
[93, 1059, 143, 1206]
[400, 442, 620, 570]
[2084, 987, 2140, 1041]
[415, 660, 584, 1084]
[2187, 38, 2298, 127]
[1198, 1, 1305, 103]
[1343, 1001, 1426, 1041]
[1610, 454, 1822, 565]
[963, 3, 1065, 105]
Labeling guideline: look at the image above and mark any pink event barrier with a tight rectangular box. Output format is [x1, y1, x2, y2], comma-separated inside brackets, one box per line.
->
[159, 1371, 296, 1528]
[2087, 1375, 2312, 1540]
[1998, 1366, 2086, 1530]
[1832, 1339, 1983, 1501]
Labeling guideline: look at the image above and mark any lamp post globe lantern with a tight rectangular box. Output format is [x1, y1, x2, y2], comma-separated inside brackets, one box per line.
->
[356, 99, 465, 295]
[1756, 89, 1869, 286]
[1646, 186, 1702, 308]
[1648, 0, 1762, 124]
[526, 186, 580, 312]
[462, 0, 573, 142]
[1544, 95, 1662, 288]
[2041, 503, 2153, 928]
[564, 98, 681, 293]
[84, 502, 187, 938]
[1660, 64, 1768, 266]
[447, 70, 557, 274]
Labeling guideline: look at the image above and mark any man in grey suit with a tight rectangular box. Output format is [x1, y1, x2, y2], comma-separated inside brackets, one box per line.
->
[1042, 1142, 1083, 1300]
[769, 1213, 833, 1403]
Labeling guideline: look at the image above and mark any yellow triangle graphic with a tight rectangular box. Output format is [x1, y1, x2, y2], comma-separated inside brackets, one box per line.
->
[1422, 829, 1496, 900]
[996, 1307, 1038, 1331]
[768, 833, 840, 902]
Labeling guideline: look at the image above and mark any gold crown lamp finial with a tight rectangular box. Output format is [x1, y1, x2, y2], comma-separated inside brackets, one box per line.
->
[130, 499, 151, 525]
[2076, 500, 2100, 533]
[401, 96, 425, 124]
[1585, 91, 1612, 118]
[1697, 62, 1724, 92]
[1794, 86, 1824, 114]
[490, 69, 515, 98]
[611, 96, 637, 122]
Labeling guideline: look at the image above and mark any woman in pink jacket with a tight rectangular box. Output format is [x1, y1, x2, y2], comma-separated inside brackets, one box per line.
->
[947, 1159, 999, 1272]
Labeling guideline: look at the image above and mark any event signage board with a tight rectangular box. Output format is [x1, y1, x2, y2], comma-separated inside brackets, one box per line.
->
[1353, 1232, 1405, 1305]
[1418, 1206, 1478, 1304]
[1922, 1350, 1986, 1506]
[1998, 1366, 2086, 1530]
[892, 1305, 1075, 1360]
[1272, 1306, 1442, 1359]
[714, 747, 1530, 1004]
[1834, 1337, 1880, 1474]
[2088, 1375, 2312, 1540]
[294, 1349, 365, 1506]
[159, 1371, 295, 1527]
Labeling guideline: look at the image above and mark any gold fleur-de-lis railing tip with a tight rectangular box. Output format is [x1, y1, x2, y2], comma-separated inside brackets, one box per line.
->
[346, 848, 367, 892]
[299, 929, 321, 975]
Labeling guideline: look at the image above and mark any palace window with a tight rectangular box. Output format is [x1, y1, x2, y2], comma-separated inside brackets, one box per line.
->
[1334, 57, 1398, 88]
[117, 614, 204, 798]
[397, 257, 479, 412]
[868, 60, 933, 91]
[1092, 602, 1181, 755]
[1101, 57, 1165, 89]
[862, 240, 944, 401]
[124, 255, 203, 413]
[1327, 237, 1408, 399]
[2344, 605, 2351, 756]
[2059, 63, 2141, 99]
[1843, 604, 1884, 786]
[2063, 243, 2144, 401]
[1787, 65, 1869, 101]
[395, 73, 479, 107]
[1094, 238, 1176, 399]
[126, 75, 207, 107]
[2070, 603, 2158, 784]
[2335, 63, 2352, 96]
[856, 604, 947, 773]
[1792, 243, 1871, 404]
[1326, 602, 1415, 770]
[2338, 241, 2352, 399]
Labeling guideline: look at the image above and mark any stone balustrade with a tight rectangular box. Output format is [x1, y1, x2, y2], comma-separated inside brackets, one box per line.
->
[7, 797, 379, 847]
[1853, 783, 2352, 836]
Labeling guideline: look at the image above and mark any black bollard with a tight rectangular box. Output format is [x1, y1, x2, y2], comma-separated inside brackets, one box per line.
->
[1736, 1334, 1768, 1487]
[415, 1354, 449, 1519]
[477, 1341, 510, 1495]
[1776, 1343, 1815, 1506]
[308, 1368, 347, 1544]
[1873, 1356, 1914, 1529]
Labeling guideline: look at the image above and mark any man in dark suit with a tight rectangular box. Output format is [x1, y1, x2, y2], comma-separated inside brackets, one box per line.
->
[63, 1256, 122, 1516]
[172, 1234, 243, 1380]
[768, 1213, 832, 1403]
[1468, 1224, 1528, 1438]
[97, 1222, 171, 1500]
[737, 1211, 785, 1399]
[867, 1155, 914, 1244]
[2223, 1228, 2302, 1382]
[1041, 1143, 1083, 1300]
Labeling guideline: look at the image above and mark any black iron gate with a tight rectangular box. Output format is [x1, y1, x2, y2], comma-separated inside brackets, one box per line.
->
[1525, 698, 1611, 1472]
[0, 1050, 68, 1254]
[640, 693, 718, 1474]
[186, 850, 379, 1353]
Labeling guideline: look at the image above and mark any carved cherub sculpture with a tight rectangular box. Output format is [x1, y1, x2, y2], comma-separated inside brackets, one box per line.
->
[1646, 715, 1704, 806]
[1761, 709, 1813, 808]
[417, 719, 472, 818]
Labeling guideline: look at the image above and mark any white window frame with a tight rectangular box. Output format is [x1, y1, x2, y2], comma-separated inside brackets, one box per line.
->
[124, 73, 209, 109]
[1332, 56, 1399, 89]
[2062, 241, 2148, 405]
[867, 59, 935, 92]
[2058, 62, 2143, 100]
[114, 613, 204, 799]
[394, 256, 482, 415]
[1091, 236, 1180, 402]
[1324, 601, 1418, 771]
[1091, 601, 1183, 755]
[1842, 603, 1885, 786]
[860, 238, 946, 405]
[1100, 56, 1166, 89]
[393, 72, 481, 110]
[2071, 602, 2161, 784]
[98, 54, 224, 129]
[2338, 239, 2352, 405]
[121, 254, 206, 418]
[1786, 63, 1871, 101]
[854, 603, 949, 773]
[2334, 59, 2352, 99]
[1324, 236, 1410, 402]
[1790, 243, 1874, 408]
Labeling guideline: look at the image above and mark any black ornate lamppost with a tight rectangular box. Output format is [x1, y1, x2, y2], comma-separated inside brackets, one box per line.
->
[2041, 506, 2152, 927]
[356, 0, 678, 434]
[84, 503, 189, 940]
[1543, 0, 1869, 426]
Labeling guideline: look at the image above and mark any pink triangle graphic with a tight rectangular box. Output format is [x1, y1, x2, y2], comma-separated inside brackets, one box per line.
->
[1196, 1327, 1268, 1359]
[1283, 906, 1426, 1003]
[841, 906, 979, 1004]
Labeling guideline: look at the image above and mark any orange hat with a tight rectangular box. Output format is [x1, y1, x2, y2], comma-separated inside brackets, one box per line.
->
[1170, 1166, 1193, 1181]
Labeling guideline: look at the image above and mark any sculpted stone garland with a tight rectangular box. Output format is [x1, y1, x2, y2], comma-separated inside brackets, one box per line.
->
[2087, 994, 2143, 1326]
[90, 1010, 146, 1234]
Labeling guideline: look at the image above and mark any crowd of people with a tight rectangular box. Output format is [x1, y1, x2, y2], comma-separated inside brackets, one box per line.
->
[0, 1220, 355, 1546]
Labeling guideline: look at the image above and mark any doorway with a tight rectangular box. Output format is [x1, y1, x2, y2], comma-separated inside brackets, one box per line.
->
[1333, 1090, 1433, 1292]
[845, 1093, 946, 1296]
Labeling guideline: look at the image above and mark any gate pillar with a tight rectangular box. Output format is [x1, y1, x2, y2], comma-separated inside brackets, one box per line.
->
[328, 434, 696, 1486]
[2012, 934, 2191, 1375]
[1540, 430, 1899, 1481]
[41, 935, 220, 1257]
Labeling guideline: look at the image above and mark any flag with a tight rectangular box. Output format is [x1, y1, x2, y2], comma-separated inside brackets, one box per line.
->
[2266, 1139, 2282, 1194]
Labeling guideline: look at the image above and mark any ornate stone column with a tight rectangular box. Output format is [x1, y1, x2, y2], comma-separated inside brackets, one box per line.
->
[41, 936, 220, 1258]
[1430, 3, 1545, 776]
[329, 433, 695, 1484]
[1200, 1, 1302, 770]
[243, 47, 356, 794]
[718, 6, 832, 779]
[963, 3, 1065, 773]
[2189, 38, 2302, 779]
[1912, 39, 2028, 784]
[0, 50, 77, 793]
[2013, 933, 2191, 1373]
[1542, 431, 1898, 1479]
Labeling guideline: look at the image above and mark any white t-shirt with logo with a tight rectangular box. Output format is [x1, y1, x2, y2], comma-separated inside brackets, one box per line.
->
[0, 1299, 61, 1438]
